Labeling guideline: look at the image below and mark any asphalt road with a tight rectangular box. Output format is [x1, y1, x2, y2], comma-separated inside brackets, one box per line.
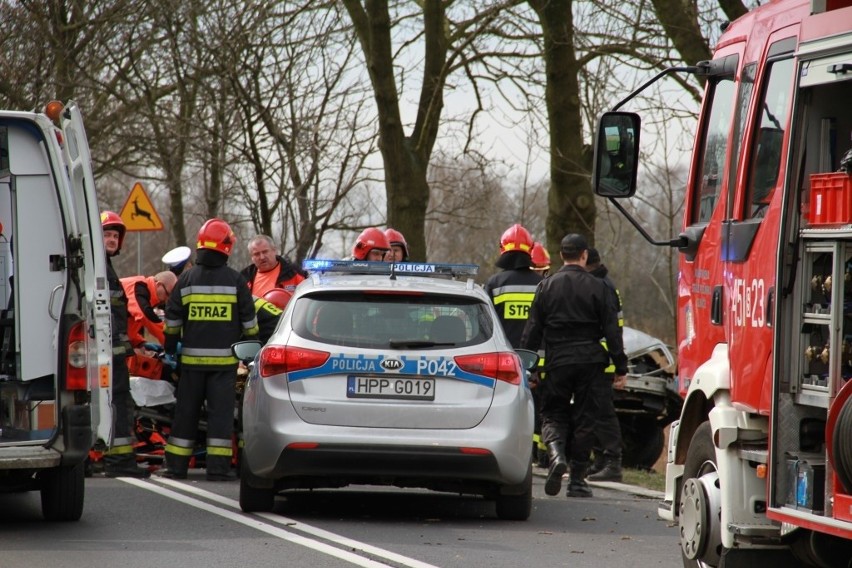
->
[0, 469, 682, 568]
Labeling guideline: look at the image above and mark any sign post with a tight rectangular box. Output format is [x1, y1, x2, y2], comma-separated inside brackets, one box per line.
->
[118, 182, 164, 274]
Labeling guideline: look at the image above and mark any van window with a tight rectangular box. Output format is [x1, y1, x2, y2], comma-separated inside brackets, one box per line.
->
[291, 293, 493, 349]
[744, 57, 794, 218]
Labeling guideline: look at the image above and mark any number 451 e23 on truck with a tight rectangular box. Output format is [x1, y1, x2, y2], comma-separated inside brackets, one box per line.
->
[594, 1, 852, 566]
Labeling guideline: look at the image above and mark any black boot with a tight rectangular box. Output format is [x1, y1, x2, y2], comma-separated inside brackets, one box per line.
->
[104, 454, 150, 479]
[206, 455, 237, 482]
[544, 441, 568, 496]
[156, 453, 188, 479]
[587, 451, 606, 476]
[567, 462, 593, 498]
[588, 455, 623, 482]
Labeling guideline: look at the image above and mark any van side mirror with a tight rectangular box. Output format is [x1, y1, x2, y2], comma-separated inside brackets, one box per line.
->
[593, 112, 641, 198]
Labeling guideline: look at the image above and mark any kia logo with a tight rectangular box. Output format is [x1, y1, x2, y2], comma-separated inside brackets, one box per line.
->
[381, 358, 403, 371]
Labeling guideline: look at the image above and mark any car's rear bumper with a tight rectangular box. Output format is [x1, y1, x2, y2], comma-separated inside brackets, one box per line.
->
[272, 443, 502, 483]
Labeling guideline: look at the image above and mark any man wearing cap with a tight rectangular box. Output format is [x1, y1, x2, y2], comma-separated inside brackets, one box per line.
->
[521, 233, 627, 499]
[240, 235, 306, 298]
[162, 246, 193, 276]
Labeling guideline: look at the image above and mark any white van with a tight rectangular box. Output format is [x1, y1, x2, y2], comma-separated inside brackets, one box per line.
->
[0, 101, 112, 521]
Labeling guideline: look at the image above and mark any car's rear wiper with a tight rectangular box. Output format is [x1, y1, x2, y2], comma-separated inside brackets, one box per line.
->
[388, 340, 456, 348]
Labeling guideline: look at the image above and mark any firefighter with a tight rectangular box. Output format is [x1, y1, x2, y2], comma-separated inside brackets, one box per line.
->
[521, 233, 627, 498]
[254, 288, 292, 344]
[530, 242, 551, 277]
[100, 211, 151, 478]
[241, 234, 306, 297]
[384, 228, 409, 262]
[484, 224, 542, 348]
[528, 241, 551, 467]
[585, 247, 626, 482]
[160, 218, 259, 481]
[351, 227, 391, 261]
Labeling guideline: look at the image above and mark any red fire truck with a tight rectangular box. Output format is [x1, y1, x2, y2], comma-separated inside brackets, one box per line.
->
[594, 1, 852, 566]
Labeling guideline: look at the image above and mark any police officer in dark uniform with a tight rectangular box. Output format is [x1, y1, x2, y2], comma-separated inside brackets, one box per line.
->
[484, 224, 542, 348]
[161, 218, 259, 480]
[521, 234, 627, 498]
[100, 211, 150, 478]
[585, 247, 625, 482]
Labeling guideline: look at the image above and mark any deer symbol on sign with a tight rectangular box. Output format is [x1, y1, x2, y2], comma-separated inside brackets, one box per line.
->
[131, 197, 155, 225]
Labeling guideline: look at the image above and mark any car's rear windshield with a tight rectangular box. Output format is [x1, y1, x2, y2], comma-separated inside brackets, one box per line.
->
[291, 292, 494, 349]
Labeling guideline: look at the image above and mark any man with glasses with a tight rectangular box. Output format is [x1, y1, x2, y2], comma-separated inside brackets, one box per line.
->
[122, 270, 178, 351]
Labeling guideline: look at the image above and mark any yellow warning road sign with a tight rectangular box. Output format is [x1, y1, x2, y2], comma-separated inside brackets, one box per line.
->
[119, 182, 164, 231]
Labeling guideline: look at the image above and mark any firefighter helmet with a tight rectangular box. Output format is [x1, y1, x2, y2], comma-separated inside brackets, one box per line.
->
[499, 224, 533, 255]
[196, 218, 236, 256]
[384, 228, 409, 260]
[100, 210, 126, 251]
[263, 288, 293, 310]
[530, 242, 551, 270]
[352, 227, 390, 260]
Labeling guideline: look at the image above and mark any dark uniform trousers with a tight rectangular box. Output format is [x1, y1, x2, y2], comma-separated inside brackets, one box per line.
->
[166, 368, 237, 476]
[540, 361, 607, 462]
[104, 257, 140, 470]
[592, 372, 622, 457]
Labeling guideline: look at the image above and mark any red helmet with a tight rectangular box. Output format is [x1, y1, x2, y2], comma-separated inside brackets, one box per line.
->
[263, 288, 293, 310]
[196, 218, 236, 256]
[352, 227, 390, 260]
[100, 210, 126, 251]
[384, 228, 409, 259]
[499, 223, 533, 255]
[530, 242, 551, 270]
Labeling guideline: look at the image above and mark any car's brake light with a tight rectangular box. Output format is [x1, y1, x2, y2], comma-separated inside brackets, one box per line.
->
[454, 352, 521, 384]
[259, 345, 329, 377]
[64, 321, 88, 391]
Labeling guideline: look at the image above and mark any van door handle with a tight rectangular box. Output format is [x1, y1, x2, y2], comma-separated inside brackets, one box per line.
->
[48, 285, 63, 321]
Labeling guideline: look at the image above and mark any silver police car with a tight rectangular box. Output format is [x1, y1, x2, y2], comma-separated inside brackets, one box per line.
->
[233, 260, 536, 520]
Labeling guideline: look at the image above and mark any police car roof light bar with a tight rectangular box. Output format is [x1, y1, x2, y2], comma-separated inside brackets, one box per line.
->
[302, 259, 478, 277]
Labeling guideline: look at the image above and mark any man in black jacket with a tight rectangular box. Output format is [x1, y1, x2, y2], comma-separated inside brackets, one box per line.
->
[161, 219, 259, 481]
[100, 211, 150, 478]
[521, 234, 627, 498]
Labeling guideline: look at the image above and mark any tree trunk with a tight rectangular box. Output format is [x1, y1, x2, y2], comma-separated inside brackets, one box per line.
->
[344, 0, 448, 261]
[530, 0, 596, 255]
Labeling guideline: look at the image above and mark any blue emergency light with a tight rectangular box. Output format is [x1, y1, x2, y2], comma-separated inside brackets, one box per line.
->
[302, 259, 478, 277]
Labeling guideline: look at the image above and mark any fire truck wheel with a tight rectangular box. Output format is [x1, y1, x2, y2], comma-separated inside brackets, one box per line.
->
[678, 422, 723, 568]
[40, 461, 85, 522]
[832, 397, 852, 494]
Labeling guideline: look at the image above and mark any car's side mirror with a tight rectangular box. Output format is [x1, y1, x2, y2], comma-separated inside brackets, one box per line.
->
[515, 349, 540, 372]
[232, 340, 263, 364]
[593, 111, 641, 198]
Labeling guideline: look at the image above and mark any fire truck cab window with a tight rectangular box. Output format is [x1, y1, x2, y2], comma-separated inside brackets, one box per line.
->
[745, 57, 794, 218]
[692, 76, 737, 224]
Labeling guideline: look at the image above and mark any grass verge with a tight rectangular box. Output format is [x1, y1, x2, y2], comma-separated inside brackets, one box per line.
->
[621, 467, 666, 492]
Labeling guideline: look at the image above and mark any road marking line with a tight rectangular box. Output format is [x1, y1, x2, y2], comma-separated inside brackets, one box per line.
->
[122, 477, 440, 568]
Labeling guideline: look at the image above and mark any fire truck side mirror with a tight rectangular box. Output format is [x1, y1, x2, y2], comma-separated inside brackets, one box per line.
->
[593, 111, 641, 198]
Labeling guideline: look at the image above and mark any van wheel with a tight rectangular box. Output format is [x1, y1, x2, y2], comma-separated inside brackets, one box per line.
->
[495, 463, 532, 521]
[239, 462, 275, 513]
[40, 462, 85, 522]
